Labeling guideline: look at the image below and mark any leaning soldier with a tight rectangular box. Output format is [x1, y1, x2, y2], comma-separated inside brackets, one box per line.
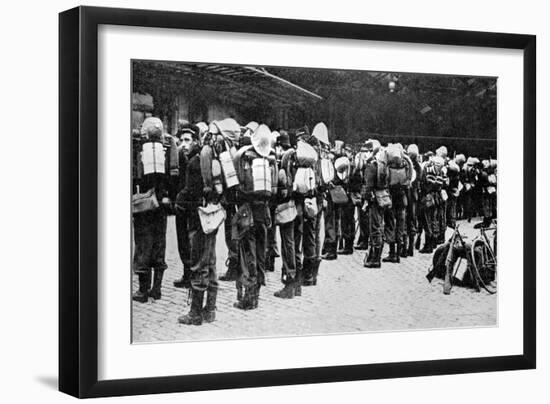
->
[132, 117, 179, 303]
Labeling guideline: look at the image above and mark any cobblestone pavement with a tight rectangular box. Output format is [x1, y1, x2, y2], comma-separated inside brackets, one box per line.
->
[132, 217, 497, 343]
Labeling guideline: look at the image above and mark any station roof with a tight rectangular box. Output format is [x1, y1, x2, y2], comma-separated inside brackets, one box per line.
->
[133, 61, 323, 109]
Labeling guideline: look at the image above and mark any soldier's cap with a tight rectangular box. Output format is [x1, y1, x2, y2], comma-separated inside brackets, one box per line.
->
[277, 130, 291, 148]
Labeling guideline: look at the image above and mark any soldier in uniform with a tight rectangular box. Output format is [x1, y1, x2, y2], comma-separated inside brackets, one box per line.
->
[321, 140, 341, 261]
[434, 146, 449, 245]
[273, 131, 299, 298]
[403, 144, 421, 257]
[173, 120, 198, 289]
[354, 143, 371, 251]
[334, 147, 355, 256]
[445, 156, 461, 230]
[177, 123, 234, 325]
[418, 154, 446, 254]
[132, 117, 179, 303]
[363, 139, 387, 269]
[381, 143, 413, 263]
[266, 130, 282, 273]
[292, 126, 322, 287]
[233, 124, 278, 309]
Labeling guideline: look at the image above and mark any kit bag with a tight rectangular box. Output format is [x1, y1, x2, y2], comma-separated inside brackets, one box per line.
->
[231, 203, 254, 241]
[238, 147, 275, 198]
[293, 167, 316, 194]
[198, 203, 226, 234]
[329, 185, 349, 205]
[374, 189, 392, 209]
[141, 142, 166, 175]
[132, 187, 159, 215]
[320, 158, 335, 184]
[304, 197, 318, 219]
[219, 150, 239, 188]
[275, 200, 298, 225]
[388, 166, 408, 186]
[364, 161, 378, 188]
[296, 141, 318, 167]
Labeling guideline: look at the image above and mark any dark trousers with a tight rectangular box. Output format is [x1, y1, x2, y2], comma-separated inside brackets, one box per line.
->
[323, 197, 337, 254]
[483, 192, 497, 220]
[224, 205, 238, 268]
[419, 199, 438, 239]
[279, 220, 296, 281]
[175, 210, 190, 270]
[267, 205, 279, 260]
[369, 201, 385, 247]
[294, 200, 318, 272]
[133, 209, 167, 274]
[237, 203, 268, 288]
[446, 195, 457, 229]
[357, 203, 370, 244]
[336, 200, 355, 247]
[384, 188, 406, 244]
[188, 214, 218, 292]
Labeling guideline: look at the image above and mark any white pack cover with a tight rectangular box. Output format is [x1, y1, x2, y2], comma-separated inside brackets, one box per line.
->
[141, 142, 165, 174]
[296, 140, 318, 167]
[252, 158, 271, 192]
[320, 158, 335, 184]
[219, 150, 239, 188]
[293, 167, 316, 194]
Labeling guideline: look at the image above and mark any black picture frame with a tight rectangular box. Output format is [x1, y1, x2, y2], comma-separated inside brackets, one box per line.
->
[59, 5, 536, 398]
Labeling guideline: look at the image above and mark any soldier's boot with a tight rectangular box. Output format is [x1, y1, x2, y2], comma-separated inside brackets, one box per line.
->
[148, 269, 164, 300]
[394, 243, 402, 264]
[365, 246, 381, 268]
[420, 236, 434, 254]
[132, 272, 150, 303]
[173, 265, 191, 288]
[415, 234, 422, 250]
[322, 243, 337, 260]
[219, 257, 238, 281]
[274, 279, 295, 299]
[407, 235, 415, 257]
[400, 236, 409, 258]
[233, 285, 254, 310]
[294, 269, 303, 297]
[252, 284, 261, 309]
[355, 238, 369, 250]
[382, 243, 399, 263]
[202, 287, 217, 323]
[178, 289, 204, 325]
[266, 254, 276, 272]
[340, 238, 354, 255]
[363, 245, 374, 267]
[311, 259, 321, 285]
[302, 259, 315, 286]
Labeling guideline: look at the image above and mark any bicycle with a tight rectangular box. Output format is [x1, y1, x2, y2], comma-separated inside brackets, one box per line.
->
[469, 221, 497, 294]
[426, 222, 497, 295]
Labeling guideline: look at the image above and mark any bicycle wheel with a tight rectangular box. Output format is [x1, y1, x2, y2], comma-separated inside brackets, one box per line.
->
[470, 238, 497, 294]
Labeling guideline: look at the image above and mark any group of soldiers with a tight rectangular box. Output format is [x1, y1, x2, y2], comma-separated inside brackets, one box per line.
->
[132, 116, 498, 326]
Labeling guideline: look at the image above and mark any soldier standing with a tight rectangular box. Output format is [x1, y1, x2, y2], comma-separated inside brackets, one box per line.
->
[273, 131, 299, 298]
[233, 124, 278, 309]
[363, 139, 387, 269]
[403, 144, 421, 257]
[132, 117, 179, 303]
[381, 143, 413, 263]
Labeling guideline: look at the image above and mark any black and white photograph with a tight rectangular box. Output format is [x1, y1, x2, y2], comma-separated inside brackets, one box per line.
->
[131, 60, 498, 343]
